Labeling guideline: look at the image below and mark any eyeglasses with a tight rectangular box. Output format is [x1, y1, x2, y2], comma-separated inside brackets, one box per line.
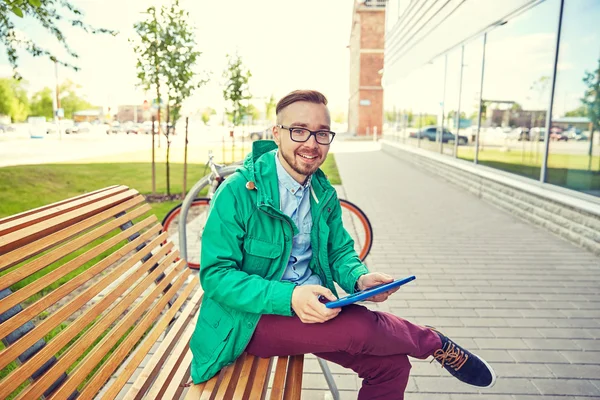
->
[277, 125, 336, 145]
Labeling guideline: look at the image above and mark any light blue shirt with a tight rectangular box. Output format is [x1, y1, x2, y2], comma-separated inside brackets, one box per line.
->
[275, 154, 322, 286]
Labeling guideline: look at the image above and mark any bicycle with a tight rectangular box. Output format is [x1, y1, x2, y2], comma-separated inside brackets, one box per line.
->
[161, 151, 373, 270]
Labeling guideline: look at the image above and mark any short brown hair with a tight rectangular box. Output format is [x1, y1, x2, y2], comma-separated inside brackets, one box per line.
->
[276, 90, 328, 122]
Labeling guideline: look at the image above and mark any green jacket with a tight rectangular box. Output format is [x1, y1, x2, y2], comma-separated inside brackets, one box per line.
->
[190, 140, 369, 383]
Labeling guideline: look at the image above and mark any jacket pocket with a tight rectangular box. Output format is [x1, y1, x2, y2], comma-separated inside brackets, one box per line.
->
[191, 300, 234, 364]
[243, 238, 282, 274]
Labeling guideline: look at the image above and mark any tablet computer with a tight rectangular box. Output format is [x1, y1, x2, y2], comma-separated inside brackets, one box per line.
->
[325, 275, 416, 308]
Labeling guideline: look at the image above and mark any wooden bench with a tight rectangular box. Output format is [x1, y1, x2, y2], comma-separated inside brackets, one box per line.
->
[0, 185, 307, 399]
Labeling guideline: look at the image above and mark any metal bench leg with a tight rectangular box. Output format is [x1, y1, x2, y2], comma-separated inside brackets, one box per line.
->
[317, 357, 340, 400]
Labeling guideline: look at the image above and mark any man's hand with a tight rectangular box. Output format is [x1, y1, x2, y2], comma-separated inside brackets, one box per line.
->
[291, 285, 341, 324]
[356, 272, 398, 303]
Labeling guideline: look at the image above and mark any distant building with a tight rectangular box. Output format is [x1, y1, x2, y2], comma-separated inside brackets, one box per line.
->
[116, 105, 157, 123]
[73, 108, 103, 123]
[348, 0, 385, 136]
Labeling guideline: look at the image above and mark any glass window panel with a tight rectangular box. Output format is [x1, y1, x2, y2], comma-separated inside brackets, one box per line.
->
[457, 36, 485, 162]
[548, 0, 600, 197]
[478, 0, 559, 180]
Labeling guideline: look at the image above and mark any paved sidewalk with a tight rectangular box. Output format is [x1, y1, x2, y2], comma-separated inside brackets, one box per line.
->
[301, 149, 600, 399]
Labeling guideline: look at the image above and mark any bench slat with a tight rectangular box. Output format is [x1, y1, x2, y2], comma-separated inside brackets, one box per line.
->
[9, 248, 180, 400]
[0, 199, 150, 286]
[124, 287, 204, 400]
[0, 188, 139, 255]
[0, 216, 159, 340]
[143, 310, 198, 399]
[0, 210, 154, 318]
[0, 185, 130, 238]
[104, 278, 199, 400]
[283, 355, 303, 400]
[77, 263, 192, 400]
[0, 231, 169, 398]
[0, 226, 163, 375]
[250, 356, 274, 400]
[199, 374, 218, 400]
[232, 354, 258, 400]
[50, 257, 187, 400]
[0, 194, 147, 272]
[0, 185, 122, 229]
[213, 353, 245, 400]
[184, 381, 206, 400]
[162, 350, 194, 400]
[270, 356, 289, 400]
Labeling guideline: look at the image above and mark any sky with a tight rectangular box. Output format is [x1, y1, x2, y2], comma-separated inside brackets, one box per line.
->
[0, 0, 355, 115]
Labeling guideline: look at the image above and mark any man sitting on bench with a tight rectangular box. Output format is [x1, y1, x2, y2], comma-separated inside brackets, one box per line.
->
[189, 90, 496, 399]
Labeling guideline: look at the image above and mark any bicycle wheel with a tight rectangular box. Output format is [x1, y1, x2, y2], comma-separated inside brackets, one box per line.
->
[161, 198, 211, 270]
[339, 199, 373, 262]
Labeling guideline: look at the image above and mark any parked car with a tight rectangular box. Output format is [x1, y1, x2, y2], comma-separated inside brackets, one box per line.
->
[410, 126, 468, 144]
[549, 126, 568, 141]
[565, 127, 588, 141]
[66, 122, 91, 134]
[107, 122, 124, 134]
[529, 127, 546, 141]
[507, 127, 530, 141]
[121, 121, 141, 134]
[46, 119, 74, 134]
[0, 123, 16, 134]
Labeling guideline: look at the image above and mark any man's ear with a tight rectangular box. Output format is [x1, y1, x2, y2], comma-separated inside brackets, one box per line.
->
[272, 125, 280, 145]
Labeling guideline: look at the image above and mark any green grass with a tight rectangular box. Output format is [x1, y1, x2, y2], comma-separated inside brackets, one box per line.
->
[456, 148, 600, 193]
[0, 163, 209, 219]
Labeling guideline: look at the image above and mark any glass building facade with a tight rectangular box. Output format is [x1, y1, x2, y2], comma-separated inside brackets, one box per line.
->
[383, 0, 600, 198]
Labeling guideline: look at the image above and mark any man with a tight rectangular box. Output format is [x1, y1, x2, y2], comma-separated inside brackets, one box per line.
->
[190, 90, 496, 399]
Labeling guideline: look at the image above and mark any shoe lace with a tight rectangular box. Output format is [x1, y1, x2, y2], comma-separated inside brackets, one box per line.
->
[432, 341, 469, 371]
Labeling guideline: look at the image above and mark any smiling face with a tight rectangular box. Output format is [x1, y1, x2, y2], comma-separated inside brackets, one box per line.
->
[273, 101, 331, 184]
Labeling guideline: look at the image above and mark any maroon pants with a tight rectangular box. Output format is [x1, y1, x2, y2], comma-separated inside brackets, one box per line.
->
[245, 304, 442, 399]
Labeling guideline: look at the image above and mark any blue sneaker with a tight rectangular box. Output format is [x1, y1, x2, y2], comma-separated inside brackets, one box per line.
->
[429, 327, 497, 388]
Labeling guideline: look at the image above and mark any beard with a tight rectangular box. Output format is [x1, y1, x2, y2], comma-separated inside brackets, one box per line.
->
[280, 146, 322, 177]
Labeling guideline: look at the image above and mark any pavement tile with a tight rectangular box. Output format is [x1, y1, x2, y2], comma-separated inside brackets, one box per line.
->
[474, 338, 530, 350]
[493, 363, 554, 379]
[522, 338, 583, 351]
[536, 328, 593, 339]
[531, 378, 600, 396]
[490, 328, 543, 338]
[508, 350, 570, 363]
[560, 351, 600, 364]
[545, 364, 600, 379]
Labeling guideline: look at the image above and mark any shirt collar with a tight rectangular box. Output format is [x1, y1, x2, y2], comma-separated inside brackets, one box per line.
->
[275, 151, 311, 195]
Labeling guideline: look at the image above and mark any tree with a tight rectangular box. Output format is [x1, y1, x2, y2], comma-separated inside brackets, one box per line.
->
[0, 78, 30, 121]
[581, 57, 600, 170]
[265, 94, 276, 122]
[161, 0, 207, 195]
[223, 53, 252, 127]
[201, 107, 216, 124]
[30, 87, 53, 119]
[565, 106, 587, 117]
[246, 104, 260, 122]
[133, 0, 207, 196]
[384, 107, 397, 123]
[133, 4, 165, 196]
[58, 79, 92, 119]
[511, 102, 523, 111]
[0, 0, 116, 80]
